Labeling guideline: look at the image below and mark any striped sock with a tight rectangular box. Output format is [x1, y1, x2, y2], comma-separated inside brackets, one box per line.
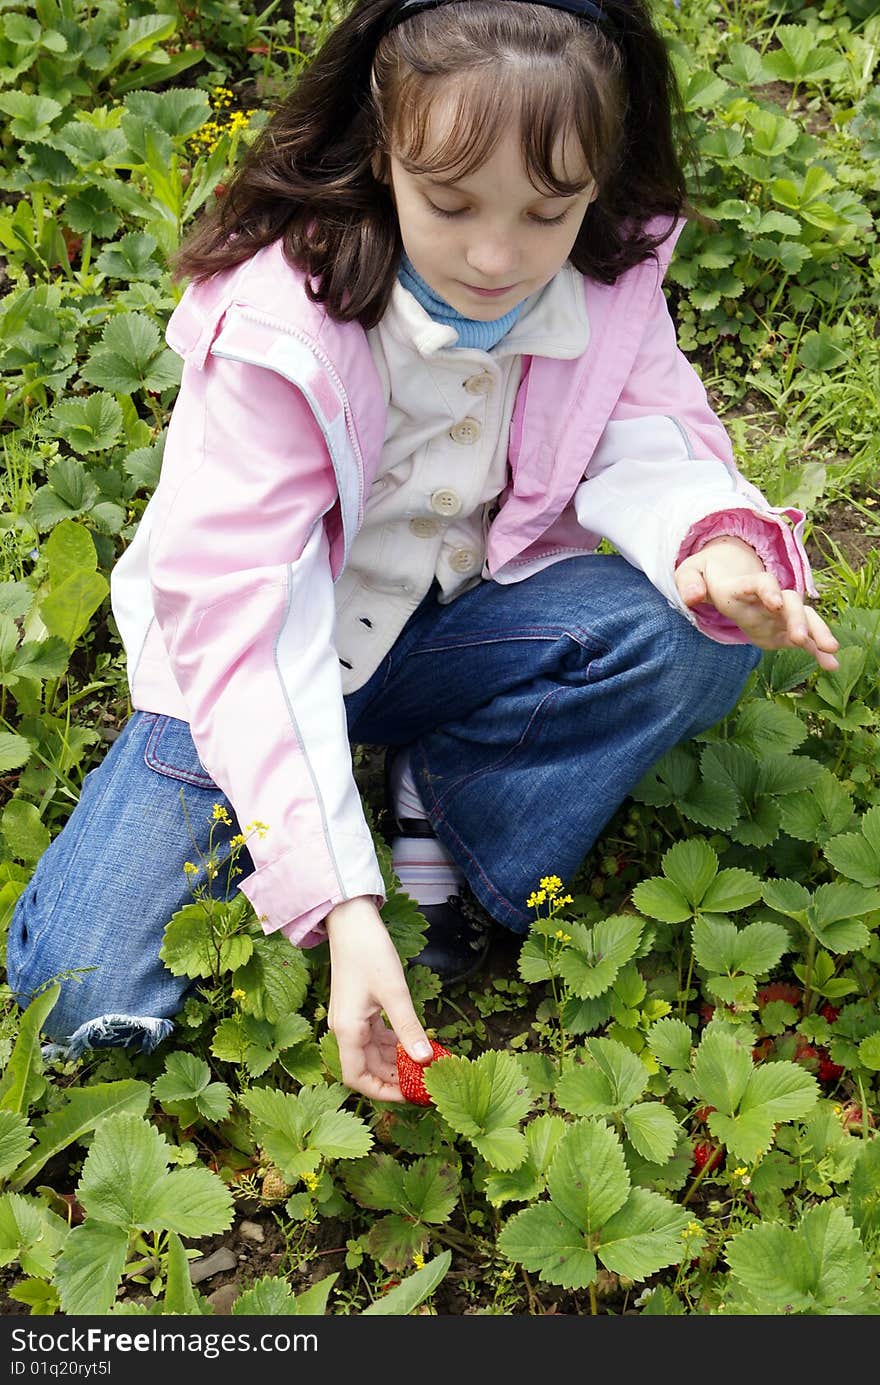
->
[390, 751, 464, 906]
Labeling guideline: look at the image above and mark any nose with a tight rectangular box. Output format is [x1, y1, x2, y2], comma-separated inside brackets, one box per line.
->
[465, 227, 520, 283]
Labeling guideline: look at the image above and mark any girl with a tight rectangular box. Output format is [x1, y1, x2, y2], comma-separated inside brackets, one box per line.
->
[6, 0, 838, 1102]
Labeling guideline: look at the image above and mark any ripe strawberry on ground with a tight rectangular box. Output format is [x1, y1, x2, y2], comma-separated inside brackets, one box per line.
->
[396, 1039, 452, 1106]
[693, 1105, 716, 1126]
[819, 1002, 840, 1024]
[817, 1048, 845, 1083]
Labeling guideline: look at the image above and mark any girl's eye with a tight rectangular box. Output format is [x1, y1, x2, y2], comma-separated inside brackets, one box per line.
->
[427, 202, 465, 219]
[530, 211, 569, 227]
[426, 203, 569, 227]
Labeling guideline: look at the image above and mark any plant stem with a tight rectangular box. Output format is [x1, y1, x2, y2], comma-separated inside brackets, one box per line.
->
[589, 1280, 598, 1315]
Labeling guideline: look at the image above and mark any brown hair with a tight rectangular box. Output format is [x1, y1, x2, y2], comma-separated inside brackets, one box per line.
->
[174, 0, 692, 328]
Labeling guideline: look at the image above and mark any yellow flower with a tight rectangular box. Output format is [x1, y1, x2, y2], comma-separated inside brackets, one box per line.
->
[731, 1166, 748, 1179]
[212, 803, 232, 825]
[412, 1252, 425, 1271]
[540, 875, 563, 893]
[302, 1171, 319, 1193]
[231, 988, 246, 1002]
[230, 833, 246, 849]
[183, 861, 199, 876]
[553, 928, 571, 943]
[526, 889, 547, 909]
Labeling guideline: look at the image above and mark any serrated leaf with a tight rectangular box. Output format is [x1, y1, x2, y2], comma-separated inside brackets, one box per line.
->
[309, 1108, 374, 1161]
[558, 915, 644, 998]
[708, 1062, 819, 1162]
[497, 1201, 597, 1290]
[849, 1139, 880, 1240]
[1, 800, 50, 864]
[364, 1213, 429, 1271]
[153, 1053, 231, 1125]
[548, 1119, 630, 1233]
[361, 1250, 451, 1315]
[40, 570, 109, 647]
[733, 698, 807, 756]
[701, 868, 763, 914]
[763, 877, 810, 920]
[691, 1027, 754, 1115]
[824, 806, 880, 887]
[232, 1271, 337, 1316]
[631, 876, 691, 923]
[725, 1203, 868, 1313]
[424, 1051, 531, 1170]
[233, 932, 310, 1020]
[0, 1111, 32, 1182]
[622, 1103, 680, 1164]
[44, 520, 98, 586]
[598, 1186, 690, 1281]
[779, 768, 855, 845]
[54, 1221, 129, 1315]
[858, 1034, 880, 1071]
[554, 1062, 616, 1117]
[50, 394, 122, 454]
[147, 1164, 233, 1238]
[646, 1017, 693, 1071]
[692, 917, 789, 978]
[662, 838, 718, 907]
[11, 1080, 151, 1192]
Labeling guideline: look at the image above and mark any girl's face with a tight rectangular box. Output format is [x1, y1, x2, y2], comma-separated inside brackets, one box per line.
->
[385, 98, 598, 320]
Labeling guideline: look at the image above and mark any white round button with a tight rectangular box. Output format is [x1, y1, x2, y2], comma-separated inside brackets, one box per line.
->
[463, 372, 493, 395]
[450, 548, 477, 574]
[409, 517, 440, 538]
[449, 418, 481, 445]
[430, 488, 463, 517]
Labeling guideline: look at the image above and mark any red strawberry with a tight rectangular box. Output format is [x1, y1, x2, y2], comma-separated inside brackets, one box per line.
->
[839, 1103, 876, 1133]
[819, 1002, 840, 1024]
[692, 1141, 723, 1174]
[396, 1040, 452, 1106]
[793, 1038, 819, 1067]
[817, 1048, 844, 1084]
[756, 982, 802, 1010]
[693, 1105, 716, 1126]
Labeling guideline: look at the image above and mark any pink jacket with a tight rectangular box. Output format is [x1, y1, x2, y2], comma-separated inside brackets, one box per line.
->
[110, 216, 814, 946]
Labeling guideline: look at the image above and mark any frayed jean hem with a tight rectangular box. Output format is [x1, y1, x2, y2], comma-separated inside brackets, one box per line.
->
[42, 1013, 174, 1062]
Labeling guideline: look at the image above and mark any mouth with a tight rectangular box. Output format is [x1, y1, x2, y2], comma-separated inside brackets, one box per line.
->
[462, 282, 519, 298]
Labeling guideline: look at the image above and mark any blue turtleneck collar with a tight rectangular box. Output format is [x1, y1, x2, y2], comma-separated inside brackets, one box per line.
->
[397, 254, 525, 350]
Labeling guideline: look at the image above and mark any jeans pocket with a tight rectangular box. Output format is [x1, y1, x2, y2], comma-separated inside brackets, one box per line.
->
[142, 714, 216, 789]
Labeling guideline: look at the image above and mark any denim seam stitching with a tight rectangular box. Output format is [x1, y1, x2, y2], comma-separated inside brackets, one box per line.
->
[144, 716, 215, 789]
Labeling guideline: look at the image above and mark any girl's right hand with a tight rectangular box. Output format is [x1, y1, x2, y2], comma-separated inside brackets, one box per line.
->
[325, 896, 434, 1102]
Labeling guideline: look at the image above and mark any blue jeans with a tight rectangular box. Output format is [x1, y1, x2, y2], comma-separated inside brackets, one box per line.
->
[5, 556, 760, 1054]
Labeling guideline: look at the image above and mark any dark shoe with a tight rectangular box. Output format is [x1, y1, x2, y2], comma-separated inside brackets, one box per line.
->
[411, 893, 494, 985]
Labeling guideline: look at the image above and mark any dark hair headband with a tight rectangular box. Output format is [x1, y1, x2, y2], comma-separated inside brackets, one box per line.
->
[380, 0, 614, 37]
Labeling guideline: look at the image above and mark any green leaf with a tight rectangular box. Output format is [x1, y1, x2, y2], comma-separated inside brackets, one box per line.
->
[0, 732, 31, 774]
[425, 1051, 532, 1170]
[0, 92, 62, 141]
[309, 1108, 375, 1161]
[11, 1080, 150, 1193]
[0, 1111, 32, 1183]
[55, 1221, 129, 1316]
[646, 1017, 693, 1072]
[361, 1250, 451, 1315]
[558, 915, 644, 997]
[233, 932, 310, 1020]
[763, 877, 810, 921]
[364, 1214, 429, 1271]
[692, 917, 789, 978]
[0, 985, 59, 1116]
[857, 1034, 880, 1072]
[153, 1053, 231, 1125]
[232, 1271, 337, 1316]
[44, 520, 99, 587]
[662, 838, 719, 908]
[725, 1204, 869, 1314]
[160, 904, 219, 979]
[497, 1201, 597, 1290]
[81, 312, 181, 396]
[824, 807, 880, 887]
[163, 1231, 207, 1316]
[548, 1119, 630, 1234]
[700, 868, 764, 914]
[49, 394, 123, 454]
[779, 768, 855, 845]
[631, 877, 691, 924]
[622, 1103, 680, 1165]
[691, 1026, 754, 1116]
[0, 1193, 67, 1278]
[483, 1114, 566, 1207]
[708, 1062, 819, 1162]
[1, 801, 50, 865]
[849, 1138, 880, 1241]
[77, 1113, 232, 1237]
[598, 1186, 691, 1281]
[40, 570, 109, 647]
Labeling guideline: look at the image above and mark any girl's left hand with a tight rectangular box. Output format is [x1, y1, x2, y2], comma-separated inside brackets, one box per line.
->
[675, 536, 840, 671]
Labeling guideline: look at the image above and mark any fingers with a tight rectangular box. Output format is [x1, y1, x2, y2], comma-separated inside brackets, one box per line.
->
[334, 1015, 406, 1102]
[675, 561, 708, 608]
[780, 591, 840, 670]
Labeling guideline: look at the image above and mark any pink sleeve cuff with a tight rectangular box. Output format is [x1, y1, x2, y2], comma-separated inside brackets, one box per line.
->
[676, 506, 817, 644]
